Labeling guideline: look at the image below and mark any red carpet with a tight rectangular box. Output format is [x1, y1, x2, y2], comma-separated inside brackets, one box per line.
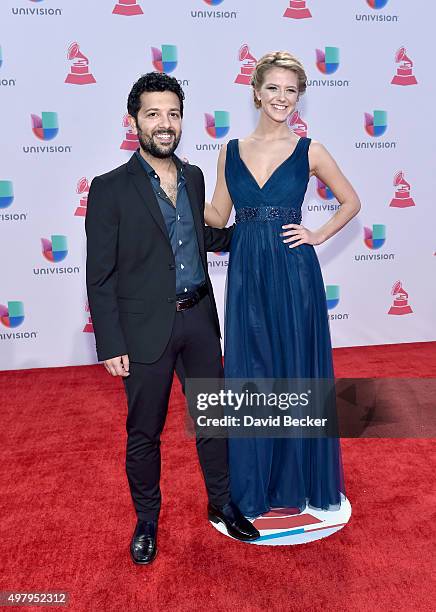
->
[0, 342, 435, 611]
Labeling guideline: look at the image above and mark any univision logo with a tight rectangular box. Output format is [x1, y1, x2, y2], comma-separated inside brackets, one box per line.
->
[0, 180, 14, 208]
[152, 45, 177, 73]
[23, 112, 72, 154]
[196, 111, 230, 150]
[191, 0, 237, 19]
[12, 0, 62, 16]
[367, 0, 389, 8]
[205, 111, 230, 138]
[309, 46, 350, 88]
[208, 252, 229, 268]
[326, 285, 339, 310]
[0, 301, 24, 328]
[307, 179, 340, 213]
[33, 235, 80, 275]
[356, 0, 398, 22]
[316, 47, 339, 74]
[365, 110, 387, 137]
[317, 179, 334, 200]
[0, 180, 27, 222]
[355, 110, 396, 150]
[364, 224, 385, 249]
[0, 300, 37, 340]
[0, 46, 17, 87]
[150, 45, 189, 86]
[355, 224, 395, 261]
[41, 235, 68, 262]
[31, 112, 58, 140]
[325, 285, 349, 321]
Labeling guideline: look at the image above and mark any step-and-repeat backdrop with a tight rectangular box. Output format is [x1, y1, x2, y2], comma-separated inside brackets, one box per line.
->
[1, 0, 435, 370]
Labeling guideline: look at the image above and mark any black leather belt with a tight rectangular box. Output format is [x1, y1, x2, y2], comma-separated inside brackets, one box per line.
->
[176, 283, 208, 311]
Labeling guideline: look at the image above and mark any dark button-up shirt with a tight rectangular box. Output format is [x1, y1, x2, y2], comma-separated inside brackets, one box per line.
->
[136, 151, 205, 295]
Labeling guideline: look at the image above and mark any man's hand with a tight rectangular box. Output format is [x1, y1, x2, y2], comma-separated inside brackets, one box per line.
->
[103, 354, 130, 377]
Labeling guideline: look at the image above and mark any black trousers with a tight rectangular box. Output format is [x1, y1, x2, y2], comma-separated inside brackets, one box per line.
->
[123, 295, 230, 521]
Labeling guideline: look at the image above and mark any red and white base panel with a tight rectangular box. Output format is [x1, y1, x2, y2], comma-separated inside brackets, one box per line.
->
[210, 495, 351, 545]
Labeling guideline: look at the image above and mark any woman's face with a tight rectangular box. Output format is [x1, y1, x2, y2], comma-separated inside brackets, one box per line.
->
[256, 67, 299, 124]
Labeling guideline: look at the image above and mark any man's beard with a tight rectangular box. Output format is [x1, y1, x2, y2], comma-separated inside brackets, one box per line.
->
[137, 127, 181, 159]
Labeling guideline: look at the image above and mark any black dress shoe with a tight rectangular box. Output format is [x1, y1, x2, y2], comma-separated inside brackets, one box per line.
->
[208, 501, 260, 541]
[130, 520, 158, 565]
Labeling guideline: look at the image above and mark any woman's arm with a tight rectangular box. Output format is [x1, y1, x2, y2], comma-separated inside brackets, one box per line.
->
[282, 141, 361, 248]
[204, 144, 234, 229]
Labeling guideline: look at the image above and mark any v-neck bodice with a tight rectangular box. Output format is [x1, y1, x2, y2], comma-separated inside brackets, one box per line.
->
[236, 137, 303, 191]
[225, 137, 311, 214]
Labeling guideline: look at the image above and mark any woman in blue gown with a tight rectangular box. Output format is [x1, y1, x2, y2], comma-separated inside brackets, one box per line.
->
[205, 52, 361, 518]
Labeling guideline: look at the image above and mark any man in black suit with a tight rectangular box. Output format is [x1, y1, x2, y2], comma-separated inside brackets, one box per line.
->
[86, 73, 259, 564]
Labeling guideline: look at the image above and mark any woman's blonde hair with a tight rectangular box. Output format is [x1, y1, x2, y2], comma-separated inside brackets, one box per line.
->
[251, 51, 307, 109]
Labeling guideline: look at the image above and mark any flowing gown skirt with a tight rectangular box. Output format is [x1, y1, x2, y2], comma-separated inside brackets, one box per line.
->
[224, 138, 345, 517]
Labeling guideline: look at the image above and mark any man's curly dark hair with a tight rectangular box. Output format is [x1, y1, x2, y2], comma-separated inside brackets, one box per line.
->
[127, 72, 185, 121]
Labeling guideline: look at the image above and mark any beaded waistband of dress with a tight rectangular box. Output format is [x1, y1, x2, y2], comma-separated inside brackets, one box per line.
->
[235, 206, 301, 224]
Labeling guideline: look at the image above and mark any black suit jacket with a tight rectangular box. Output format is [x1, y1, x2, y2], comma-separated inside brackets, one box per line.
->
[85, 153, 232, 363]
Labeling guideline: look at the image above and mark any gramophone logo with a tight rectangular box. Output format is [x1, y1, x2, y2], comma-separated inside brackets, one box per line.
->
[391, 47, 417, 86]
[388, 281, 413, 315]
[113, 0, 143, 16]
[364, 110, 387, 137]
[0, 181, 14, 208]
[83, 302, 94, 333]
[390, 171, 415, 208]
[288, 111, 307, 138]
[203, 0, 224, 4]
[364, 224, 386, 249]
[0, 301, 24, 328]
[235, 44, 257, 85]
[316, 47, 340, 74]
[284, 1, 312, 19]
[74, 178, 89, 217]
[31, 112, 58, 141]
[325, 285, 339, 310]
[152, 45, 178, 74]
[65, 42, 96, 85]
[316, 179, 334, 201]
[205, 111, 230, 138]
[41, 235, 68, 262]
[120, 114, 139, 151]
[367, 0, 389, 8]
